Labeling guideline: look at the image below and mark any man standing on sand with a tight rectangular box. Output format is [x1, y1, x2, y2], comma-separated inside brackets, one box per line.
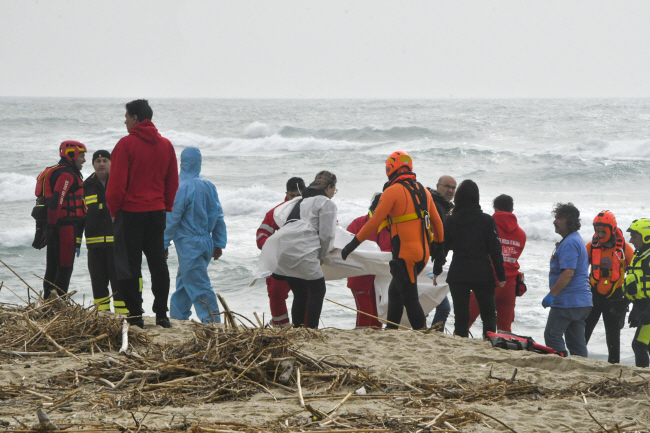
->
[542, 203, 592, 357]
[256, 177, 305, 327]
[107, 99, 179, 329]
[37, 141, 87, 299]
[429, 175, 456, 329]
[82, 150, 128, 314]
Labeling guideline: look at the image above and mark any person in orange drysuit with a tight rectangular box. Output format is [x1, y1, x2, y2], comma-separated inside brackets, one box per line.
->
[256, 177, 305, 326]
[341, 151, 444, 330]
[584, 210, 634, 364]
[346, 193, 392, 328]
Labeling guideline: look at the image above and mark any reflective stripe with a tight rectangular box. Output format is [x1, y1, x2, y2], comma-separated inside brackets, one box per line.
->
[115, 307, 129, 314]
[85, 194, 98, 204]
[139, 278, 143, 292]
[258, 224, 276, 234]
[94, 296, 111, 311]
[256, 234, 267, 241]
[86, 236, 114, 244]
[272, 313, 289, 321]
[76, 237, 82, 243]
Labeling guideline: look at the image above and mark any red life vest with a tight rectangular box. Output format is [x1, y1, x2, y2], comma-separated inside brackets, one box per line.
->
[35, 164, 86, 220]
[590, 227, 626, 296]
[486, 331, 564, 357]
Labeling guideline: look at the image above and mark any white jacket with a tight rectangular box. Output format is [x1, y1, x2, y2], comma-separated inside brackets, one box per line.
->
[258, 195, 337, 281]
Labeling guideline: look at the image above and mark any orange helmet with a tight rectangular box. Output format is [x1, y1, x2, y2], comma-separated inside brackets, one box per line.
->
[59, 140, 87, 164]
[593, 210, 617, 243]
[385, 151, 412, 177]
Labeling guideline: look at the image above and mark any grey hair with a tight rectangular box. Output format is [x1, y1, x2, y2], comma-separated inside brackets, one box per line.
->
[309, 170, 337, 190]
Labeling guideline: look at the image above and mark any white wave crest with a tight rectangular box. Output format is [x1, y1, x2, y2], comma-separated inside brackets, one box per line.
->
[219, 186, 286, 217]
[0, 226, 33, 248]
[205, 136, 373, 153]
[243, 122, 281, 138]
[0, 172, 35, 203]
[568, 139, 650, 161]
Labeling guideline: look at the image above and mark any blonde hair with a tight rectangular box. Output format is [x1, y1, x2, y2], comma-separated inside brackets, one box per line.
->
[309, 170, 337, 190]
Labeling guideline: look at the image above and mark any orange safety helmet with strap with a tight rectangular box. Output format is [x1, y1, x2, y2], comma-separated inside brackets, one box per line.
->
[591, 210, 626, 296]
[385, 151, 413, 177]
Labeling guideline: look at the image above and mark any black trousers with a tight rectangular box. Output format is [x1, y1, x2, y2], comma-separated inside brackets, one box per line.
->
[88, 247, 126, 313]
[44, 224, 76, 299]
[113, 210, 169, 318]
[285, 276, 326, 329]
[449, 281, 496, 338]
[584, 291, 625, 364]
[386, 259, 426, 330]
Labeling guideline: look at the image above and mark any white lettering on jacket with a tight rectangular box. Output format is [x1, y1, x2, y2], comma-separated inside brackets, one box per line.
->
[500, 239, 521, 247]
[60, 180, 69, 204]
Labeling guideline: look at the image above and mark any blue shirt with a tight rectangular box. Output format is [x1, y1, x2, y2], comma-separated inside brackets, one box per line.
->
[549, 231, 592, 308]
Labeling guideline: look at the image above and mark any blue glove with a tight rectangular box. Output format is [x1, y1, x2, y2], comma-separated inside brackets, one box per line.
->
[75, 247, 80, 257]
[542, 293, 555, 308]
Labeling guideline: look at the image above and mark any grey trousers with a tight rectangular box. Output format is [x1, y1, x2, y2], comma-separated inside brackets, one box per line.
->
[544, 306, 592, 357]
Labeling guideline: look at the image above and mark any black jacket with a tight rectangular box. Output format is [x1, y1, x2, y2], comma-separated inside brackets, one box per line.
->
[444, 202, 506, 284]
[82, 173, 114, 249]
[428, 188, 453, 274]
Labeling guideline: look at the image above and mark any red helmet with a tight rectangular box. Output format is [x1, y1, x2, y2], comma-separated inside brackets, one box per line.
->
[59, 140, 87, 164]
[593, 210, 617, 243]
[385, 151, 412, 177]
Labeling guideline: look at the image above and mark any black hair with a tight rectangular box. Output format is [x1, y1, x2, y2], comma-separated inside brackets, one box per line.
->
[125, 99, 153, 122]
[369, 193, 382, 212]
[454, 179, 480, 208]
[553, 202, 581, 233]
[493, 194, 514, 212]
[286, 177, 305, 193]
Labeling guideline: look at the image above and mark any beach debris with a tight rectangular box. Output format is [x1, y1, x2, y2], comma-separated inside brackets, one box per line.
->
[30, 408, 58, 431]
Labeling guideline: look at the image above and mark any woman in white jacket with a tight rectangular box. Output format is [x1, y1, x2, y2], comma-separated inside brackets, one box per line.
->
[262, 171, 338, 328]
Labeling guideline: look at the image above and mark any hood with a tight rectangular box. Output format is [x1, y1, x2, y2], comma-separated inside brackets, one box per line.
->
[451, 202, 482, 223]
[180, 146, 201, 181]
[493, 211, 519, 234]
[129, 119, 161, 145]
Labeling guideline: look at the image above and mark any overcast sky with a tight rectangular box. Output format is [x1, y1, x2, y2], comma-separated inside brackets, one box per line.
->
[2, 1, 650, 99]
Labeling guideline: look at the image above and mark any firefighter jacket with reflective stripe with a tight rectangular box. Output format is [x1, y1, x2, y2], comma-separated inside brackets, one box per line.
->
[625, 248, 650, 301]
[82, 173, 114, 249]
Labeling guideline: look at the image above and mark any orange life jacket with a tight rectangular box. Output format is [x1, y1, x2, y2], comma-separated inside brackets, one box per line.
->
[590, 228, 626, 296]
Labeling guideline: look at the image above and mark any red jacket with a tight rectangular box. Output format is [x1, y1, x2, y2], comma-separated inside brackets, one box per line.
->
[346, 214, 392, 291]
[106, 120, 179, 217]
[256, 198, 287, 250]
[493, 211, 526, 279]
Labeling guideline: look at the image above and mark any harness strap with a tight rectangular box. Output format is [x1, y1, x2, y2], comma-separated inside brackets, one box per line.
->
[377, 212, 419, 233]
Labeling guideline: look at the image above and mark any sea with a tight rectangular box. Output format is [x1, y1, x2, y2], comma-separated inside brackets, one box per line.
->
[1, 98, 649, 364]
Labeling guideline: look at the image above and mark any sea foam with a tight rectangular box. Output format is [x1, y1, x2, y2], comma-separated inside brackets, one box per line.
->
[0, 173, 35, 203]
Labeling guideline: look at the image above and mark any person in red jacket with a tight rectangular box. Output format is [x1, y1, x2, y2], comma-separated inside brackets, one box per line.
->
[346, 193, 392, 328]
[37, 141, 87, 299]
[468, 194, 526, 333]
[106, 99, 179, 329]
[256, 177, 305, 327]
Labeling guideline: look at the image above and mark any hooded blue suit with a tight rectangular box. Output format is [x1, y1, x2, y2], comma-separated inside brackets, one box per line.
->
[164, 147, 227, 323]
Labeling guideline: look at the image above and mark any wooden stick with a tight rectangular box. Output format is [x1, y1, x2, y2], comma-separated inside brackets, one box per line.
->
[325, 298, 422, 332]
[119, 319, 129, 353]
[327, 390, 353, 415]
[296, 367, 305, 407]
[253, 312, 264, 328]
[0, 350, 58, 357]
[389, 375, 424, 394]
[0, 259, 37, 301]
[143, 370, 227, 390]
[473, 410, 518, 433]
[24, 389, 54, 400]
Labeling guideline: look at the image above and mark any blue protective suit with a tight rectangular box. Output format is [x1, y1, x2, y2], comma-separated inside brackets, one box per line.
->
[164, 147, 227, 323]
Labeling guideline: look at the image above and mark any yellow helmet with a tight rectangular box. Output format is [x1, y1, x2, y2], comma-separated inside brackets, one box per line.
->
[627, 218, 650, 244]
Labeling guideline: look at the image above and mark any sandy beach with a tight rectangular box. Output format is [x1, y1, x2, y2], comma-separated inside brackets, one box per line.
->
[1, 306, 649, 433]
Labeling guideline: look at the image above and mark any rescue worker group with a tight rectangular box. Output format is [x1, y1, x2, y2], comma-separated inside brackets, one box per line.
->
[32, 99, 650, 367]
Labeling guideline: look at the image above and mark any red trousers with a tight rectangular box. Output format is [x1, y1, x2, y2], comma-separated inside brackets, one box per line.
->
[468, 277, 516, 333]
[351, 287, 383, 328]
[267, 276, 291, 326]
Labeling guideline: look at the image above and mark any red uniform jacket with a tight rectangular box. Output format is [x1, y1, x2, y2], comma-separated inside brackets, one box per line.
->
[346, 214, 392, 291]
[256, 199, 286, 250]
[106, 120, 179, 217]
[493, 211, 526, 279]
